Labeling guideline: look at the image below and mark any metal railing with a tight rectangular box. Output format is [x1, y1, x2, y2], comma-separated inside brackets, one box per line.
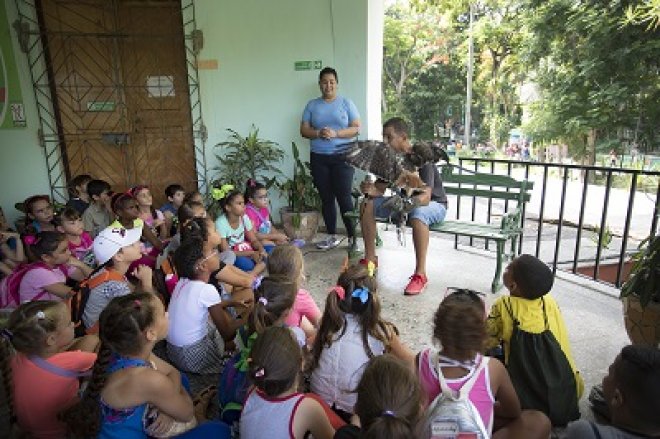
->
[446, 157, 660, 288]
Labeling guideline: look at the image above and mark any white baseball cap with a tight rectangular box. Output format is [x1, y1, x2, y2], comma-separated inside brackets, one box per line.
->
[93, 226, 142, 265]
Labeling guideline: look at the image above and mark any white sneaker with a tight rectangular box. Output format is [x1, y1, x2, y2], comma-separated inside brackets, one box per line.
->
[316, 235, 342, 250]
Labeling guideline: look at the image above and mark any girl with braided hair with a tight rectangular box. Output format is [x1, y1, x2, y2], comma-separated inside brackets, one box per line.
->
[61, 293, 229, 438]
[0, 300, 98, 438]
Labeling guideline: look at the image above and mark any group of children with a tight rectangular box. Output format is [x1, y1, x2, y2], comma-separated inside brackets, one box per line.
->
[0, 176, 659, 439]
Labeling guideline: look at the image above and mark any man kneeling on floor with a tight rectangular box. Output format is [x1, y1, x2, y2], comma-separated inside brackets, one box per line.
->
[359, 117, 448, 296]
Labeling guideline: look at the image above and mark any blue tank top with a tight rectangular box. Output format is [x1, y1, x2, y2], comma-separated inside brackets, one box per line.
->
[98, 355, 151, 439]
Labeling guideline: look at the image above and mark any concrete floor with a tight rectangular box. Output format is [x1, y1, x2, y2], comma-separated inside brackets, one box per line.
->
[302, 225, 630, 421]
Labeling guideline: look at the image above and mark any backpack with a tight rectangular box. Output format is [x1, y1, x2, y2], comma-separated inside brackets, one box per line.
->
[70, 268, 125, 336]
[420, 352, 490, 439]
[217, 328, 257, 426]
[0, 262, 68, 309]
[503, 297, 580, 426]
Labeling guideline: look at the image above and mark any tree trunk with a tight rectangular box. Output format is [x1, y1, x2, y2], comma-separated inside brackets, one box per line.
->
[587, 129, 597, 166]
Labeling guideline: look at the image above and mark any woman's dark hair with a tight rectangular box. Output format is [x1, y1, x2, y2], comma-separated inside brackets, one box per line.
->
[61, 293, 158, 437]
[248, 326, 302, 397]
[177, 201, 205, 230]
[244, 178, 266, 202]
[508, 254, 554, 299]
[68, 174, 92, 196]
[249, 276, 297, 335]
[354, 355, 423, 439]
[0, 301, 65, 428]
[173, 235, 205, 279]
[319, 66, 338, 82]
[308, 264, 393, 372]
[30, 231, 67, 260]
[433, 290, 486, 361]
[111, 192, 136, 215]
[219, 189, 243, 215]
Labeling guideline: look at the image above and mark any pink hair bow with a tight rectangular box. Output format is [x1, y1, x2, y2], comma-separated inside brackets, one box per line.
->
[330, 285, 345, 300]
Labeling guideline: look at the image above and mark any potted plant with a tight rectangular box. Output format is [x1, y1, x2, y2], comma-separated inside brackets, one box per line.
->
[278, 142, 321, 241]
[209, 126, 284, 217]
[620, 235, 660, 347]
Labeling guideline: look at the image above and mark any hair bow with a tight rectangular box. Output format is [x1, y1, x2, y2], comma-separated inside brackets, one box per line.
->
[351, 287, 369, 304]
[248, 179, 257, 187]
[366, 261, 376, 277]
[255, 368, 265, 378]
[330, 285, 345, 300]
[258, 297, 268, 306]
[211, 184, 235, 201]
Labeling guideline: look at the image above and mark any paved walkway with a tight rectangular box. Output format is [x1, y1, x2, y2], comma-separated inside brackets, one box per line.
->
[304, 227, 630, 420]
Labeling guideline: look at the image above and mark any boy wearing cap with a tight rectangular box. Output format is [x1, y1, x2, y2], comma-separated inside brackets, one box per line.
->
[82, 226, 154, 330]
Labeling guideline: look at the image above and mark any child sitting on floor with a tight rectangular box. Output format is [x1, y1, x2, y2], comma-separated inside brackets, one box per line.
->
[215, 186, 267, 275]
[62, 293, 230, 438]
[167, 235, 250, 374]
[335, 354, 423, 439]
[66, 174, 92, 215]
[244, 178, 289, 252]
[565, 344, 660, 439]
[17, 231, 92, 303]
[110, 193, 163, 269]
[82, 179, 113, 238]
[485, 254, 583, 426]
[55, 207, 95, 267]
[417, 289, 550, 439]
[130, 185, 168, 239]
[21, 195, 57, 250]
[308, 264, 413, 422]
[160, 183, 186, 235]
[0, 300, 98, 438]
[82, 225, 154, 331]
[267, 244, 320, 342]
[1, 230, 24, 277]
[240, 326, 336, 439]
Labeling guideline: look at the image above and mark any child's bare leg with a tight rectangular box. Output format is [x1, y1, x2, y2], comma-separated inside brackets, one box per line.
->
[215, 264, 254, 288]
[250, 261, 266, 276]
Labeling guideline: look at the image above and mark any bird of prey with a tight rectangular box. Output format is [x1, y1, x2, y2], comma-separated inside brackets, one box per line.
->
[340, 140, 449, 184]
[341, 140, 450, 246]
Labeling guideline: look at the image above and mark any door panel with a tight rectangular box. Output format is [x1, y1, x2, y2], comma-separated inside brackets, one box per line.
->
[39, 0, 196, 205]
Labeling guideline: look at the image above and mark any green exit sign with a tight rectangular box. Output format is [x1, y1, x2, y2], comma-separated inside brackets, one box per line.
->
[87, 101, 115, 112]
[294, 60, 322, 71]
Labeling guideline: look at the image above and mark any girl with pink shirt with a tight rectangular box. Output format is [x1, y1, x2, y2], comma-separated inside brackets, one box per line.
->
[244, 179, 289, 253]
[16, 231, 92, 303]
[267, 244, 320, 342]
[130, 185, 168, 239]
[0, 300, 98, 438]
[56, 207, 95, 267]
[416, 289, 550, 439]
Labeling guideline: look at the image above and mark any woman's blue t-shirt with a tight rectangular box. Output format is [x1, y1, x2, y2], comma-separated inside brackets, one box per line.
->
[301, 96, 360, 155]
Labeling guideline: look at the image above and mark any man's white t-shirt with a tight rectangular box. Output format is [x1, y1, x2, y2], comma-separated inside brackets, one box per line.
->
[167, 278, 222, 347]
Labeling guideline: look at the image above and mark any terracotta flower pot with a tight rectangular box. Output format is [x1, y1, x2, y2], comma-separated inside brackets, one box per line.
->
[622, 296, 660, 348]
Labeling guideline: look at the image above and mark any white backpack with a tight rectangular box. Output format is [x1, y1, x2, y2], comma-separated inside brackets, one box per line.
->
[421, 353, 490, 439]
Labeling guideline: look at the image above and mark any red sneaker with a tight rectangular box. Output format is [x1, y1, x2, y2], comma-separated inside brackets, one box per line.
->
[404, 274, 428, 296]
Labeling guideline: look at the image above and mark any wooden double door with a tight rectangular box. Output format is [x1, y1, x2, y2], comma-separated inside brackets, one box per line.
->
[39, 0, 197, 204]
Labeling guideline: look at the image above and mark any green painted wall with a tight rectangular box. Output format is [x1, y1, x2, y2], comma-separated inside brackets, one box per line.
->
[0, 0, 51, 226]
[0, 0, 383, 227]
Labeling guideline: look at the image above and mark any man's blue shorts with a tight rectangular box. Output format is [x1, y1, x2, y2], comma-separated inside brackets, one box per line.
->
[372, 196, 447, 226]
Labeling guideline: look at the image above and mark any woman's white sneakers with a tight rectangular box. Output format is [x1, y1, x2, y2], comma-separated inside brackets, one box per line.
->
[316, 235, 342, 250]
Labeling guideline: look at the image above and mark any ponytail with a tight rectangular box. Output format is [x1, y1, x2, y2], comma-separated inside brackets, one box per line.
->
[248, 276, 296, 335]
[60, 342, 112, 437]
[308, 288, 345, 372]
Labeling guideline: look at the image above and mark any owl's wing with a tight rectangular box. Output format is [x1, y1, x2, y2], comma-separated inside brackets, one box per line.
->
[341, 140, 406, 183]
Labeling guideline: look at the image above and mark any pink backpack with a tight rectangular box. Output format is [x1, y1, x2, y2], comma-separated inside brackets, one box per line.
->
[0, 262, 67, 308]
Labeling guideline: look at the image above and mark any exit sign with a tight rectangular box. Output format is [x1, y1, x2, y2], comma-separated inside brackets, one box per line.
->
[294, 60, 322, 71]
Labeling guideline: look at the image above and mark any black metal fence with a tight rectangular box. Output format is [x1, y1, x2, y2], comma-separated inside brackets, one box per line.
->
[446, 157, 660, 288]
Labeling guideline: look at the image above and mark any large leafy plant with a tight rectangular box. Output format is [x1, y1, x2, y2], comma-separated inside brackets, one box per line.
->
[620, 235, 660, 307]
[212, 126, 284, 189]
[279, 142, 321, 225]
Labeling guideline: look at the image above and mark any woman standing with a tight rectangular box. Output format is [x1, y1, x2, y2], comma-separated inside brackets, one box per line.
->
[301, 67, 361, 249]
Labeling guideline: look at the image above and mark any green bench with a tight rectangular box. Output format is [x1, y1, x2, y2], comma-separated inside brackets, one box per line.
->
[346, 165, 534, 292]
